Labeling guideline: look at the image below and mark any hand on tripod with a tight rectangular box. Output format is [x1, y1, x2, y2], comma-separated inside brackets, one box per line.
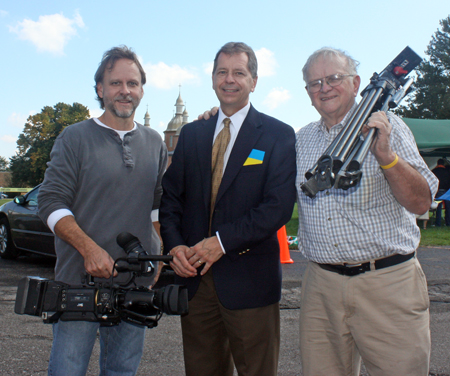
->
[362, 111, 396, 167]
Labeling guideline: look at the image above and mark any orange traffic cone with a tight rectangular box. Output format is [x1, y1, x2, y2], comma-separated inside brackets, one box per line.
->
[277, 225, 293, 264]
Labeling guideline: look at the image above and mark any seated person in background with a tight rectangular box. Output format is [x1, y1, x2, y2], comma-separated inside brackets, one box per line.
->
[432, 158, 450, 226]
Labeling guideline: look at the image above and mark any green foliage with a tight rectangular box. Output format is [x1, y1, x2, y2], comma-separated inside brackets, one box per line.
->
[9, 102, 90, 187]
[0, 156, 8, 171]
[396, 15, 450, 119]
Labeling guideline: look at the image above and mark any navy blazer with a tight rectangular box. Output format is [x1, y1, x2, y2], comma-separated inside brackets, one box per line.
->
[160, 105, 296, 310]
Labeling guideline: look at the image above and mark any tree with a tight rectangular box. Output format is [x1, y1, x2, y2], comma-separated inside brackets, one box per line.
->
[9, 102, 90, 187]
[396, 16, 450, 119]
[0, 156, 8, 171]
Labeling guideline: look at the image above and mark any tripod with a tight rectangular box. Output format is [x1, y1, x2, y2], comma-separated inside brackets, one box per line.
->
[301, 46, 422, 199]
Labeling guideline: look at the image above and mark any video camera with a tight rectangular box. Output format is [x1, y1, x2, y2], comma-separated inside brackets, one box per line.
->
[14, 232, 188, 328]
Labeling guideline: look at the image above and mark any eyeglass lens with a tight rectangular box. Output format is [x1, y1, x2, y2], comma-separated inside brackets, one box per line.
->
[307, 74, 350, 93]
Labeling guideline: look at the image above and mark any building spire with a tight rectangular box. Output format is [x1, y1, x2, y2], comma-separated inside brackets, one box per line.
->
[175, 86, 185, 115]
[144, 104, 150, 127]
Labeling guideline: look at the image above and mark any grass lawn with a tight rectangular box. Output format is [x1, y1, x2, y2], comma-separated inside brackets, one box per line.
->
[418, 222, 450, 247]
[285, 203, 298, 237]
[286, 204, 450, 248]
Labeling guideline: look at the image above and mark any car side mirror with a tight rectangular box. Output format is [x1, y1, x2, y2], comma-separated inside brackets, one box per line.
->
[14, 196, 26, 205]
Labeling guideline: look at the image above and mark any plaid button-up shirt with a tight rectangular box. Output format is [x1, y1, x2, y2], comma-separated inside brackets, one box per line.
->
[295, 104, 438, 264]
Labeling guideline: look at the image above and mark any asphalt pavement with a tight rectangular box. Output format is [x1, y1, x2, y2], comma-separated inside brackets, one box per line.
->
[0, 247, 449, 375]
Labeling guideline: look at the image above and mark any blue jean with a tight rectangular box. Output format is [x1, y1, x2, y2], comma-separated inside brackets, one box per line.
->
[48, 320, 146, 376]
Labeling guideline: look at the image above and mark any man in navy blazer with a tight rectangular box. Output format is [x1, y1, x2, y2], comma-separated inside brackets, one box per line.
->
[159, 42, 296, 376]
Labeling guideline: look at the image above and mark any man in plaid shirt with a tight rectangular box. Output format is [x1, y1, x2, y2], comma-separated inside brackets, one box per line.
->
[296, 47, 438, 376]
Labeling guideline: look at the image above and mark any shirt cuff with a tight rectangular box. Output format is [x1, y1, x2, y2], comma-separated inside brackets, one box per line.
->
[151, 209, 159, 222]
[47, 209, 74, 233]
[215, 231, 226, 254]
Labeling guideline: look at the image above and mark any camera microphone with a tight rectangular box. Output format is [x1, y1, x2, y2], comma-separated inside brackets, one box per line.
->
[115, 233, 172, 276]
[116, 232, 153, 275]
[117, 232, 172, 263]
[117, 232, 141, 253]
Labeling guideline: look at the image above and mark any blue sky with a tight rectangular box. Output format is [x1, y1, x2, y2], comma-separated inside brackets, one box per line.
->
[1, 1, 448, 160]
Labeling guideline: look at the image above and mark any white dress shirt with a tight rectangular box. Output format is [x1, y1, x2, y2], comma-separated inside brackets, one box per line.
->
[214, 103, 251, 252]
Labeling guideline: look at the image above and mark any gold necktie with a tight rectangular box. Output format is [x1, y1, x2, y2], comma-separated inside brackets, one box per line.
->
[210, 118, 231, 229]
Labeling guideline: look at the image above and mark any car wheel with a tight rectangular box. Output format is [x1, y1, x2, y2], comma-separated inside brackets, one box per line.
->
[0, 218, 20, 259]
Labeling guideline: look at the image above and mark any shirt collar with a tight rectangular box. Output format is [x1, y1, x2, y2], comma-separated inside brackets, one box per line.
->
[94, 118, 137, 140]
[217, 103, 251, 131]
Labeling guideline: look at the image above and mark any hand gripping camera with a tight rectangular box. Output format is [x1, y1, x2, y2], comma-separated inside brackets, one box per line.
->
[14, 232, 188, 328]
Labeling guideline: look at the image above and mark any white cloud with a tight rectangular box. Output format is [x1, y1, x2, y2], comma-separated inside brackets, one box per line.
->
[263, 88, 291, 110]
[89, 108, 103, 119]
[144, 62, 199, 90]
[9, 11, 85, 55]
[156, 121, 166, 133]
[7, 111, 35, 128]
[256, 48, 277, 77]
[0, 10, 8, 17]
[203, 62, 214, 76]
[0, 135, 17, 143]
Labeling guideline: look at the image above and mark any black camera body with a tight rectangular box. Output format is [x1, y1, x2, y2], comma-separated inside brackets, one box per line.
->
[14, 233, 188, 328]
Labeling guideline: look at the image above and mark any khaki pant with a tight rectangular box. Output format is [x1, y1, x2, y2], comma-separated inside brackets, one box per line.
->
[300, 258, 430, 376]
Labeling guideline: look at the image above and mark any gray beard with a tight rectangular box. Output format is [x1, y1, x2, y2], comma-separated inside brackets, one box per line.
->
[107, 97, 139, 118]
[111, 106, 135, 118]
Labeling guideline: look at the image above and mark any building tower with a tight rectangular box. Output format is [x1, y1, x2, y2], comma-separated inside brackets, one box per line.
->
[144, 105, 151, 127]
[164, 89, 188, 165]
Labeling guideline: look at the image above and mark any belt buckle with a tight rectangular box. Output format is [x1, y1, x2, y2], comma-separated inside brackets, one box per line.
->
[343, 262, 362, 268]
[343, 263, 365, 276]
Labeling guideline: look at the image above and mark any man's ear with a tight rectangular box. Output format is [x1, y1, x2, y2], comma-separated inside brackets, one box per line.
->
[353, 75, 361, 97]
[251, 76, 258, 92]
[97, 82, 103, 99]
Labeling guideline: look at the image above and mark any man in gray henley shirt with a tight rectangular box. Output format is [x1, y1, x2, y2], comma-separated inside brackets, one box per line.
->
[38, 46, 167, 376]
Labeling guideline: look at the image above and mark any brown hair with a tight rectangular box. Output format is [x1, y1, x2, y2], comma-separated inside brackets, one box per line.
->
[212, 42, 258, 78]
[94, 45, 146, 109]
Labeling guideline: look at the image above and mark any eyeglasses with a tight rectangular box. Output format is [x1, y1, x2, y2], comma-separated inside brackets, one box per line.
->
[306, 74, 354, 93]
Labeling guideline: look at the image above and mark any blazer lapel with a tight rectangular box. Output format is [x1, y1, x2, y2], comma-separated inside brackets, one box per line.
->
[196, 115, 217, 211]
[216, 106, 263, 204]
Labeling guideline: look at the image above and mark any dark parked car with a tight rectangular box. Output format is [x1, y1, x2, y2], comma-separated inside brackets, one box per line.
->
[0, 184, 55, 259]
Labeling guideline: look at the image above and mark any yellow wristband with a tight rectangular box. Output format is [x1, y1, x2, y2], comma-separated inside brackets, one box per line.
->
[380, 153, 399, 170]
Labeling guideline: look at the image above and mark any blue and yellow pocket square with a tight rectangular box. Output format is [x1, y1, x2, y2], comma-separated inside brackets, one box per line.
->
[243, 149, 265, 166]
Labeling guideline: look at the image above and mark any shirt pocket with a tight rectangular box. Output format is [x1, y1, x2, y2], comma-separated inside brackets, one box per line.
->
[339, 162, 385, 210]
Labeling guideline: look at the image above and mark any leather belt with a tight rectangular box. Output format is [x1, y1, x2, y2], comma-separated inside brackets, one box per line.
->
[317, 252, 415, 277]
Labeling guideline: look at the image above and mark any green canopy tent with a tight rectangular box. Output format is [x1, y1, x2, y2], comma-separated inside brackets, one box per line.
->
[403, 118, 450, 157]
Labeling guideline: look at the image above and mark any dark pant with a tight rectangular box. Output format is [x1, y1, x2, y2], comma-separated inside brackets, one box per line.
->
[181, 270, 280, 376]
[435, 189, 450, 226]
